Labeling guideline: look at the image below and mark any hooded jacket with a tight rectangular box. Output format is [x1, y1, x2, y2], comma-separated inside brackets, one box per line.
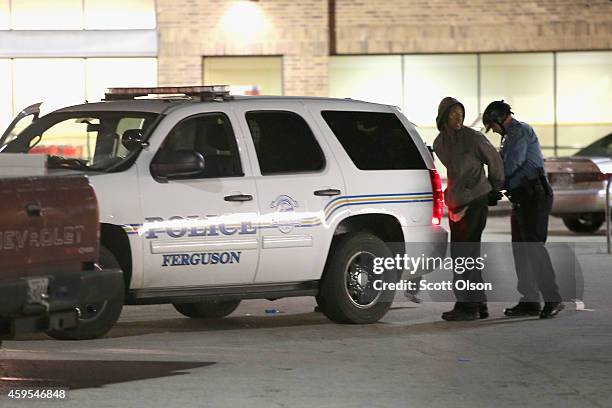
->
[433, 97, 505, 211]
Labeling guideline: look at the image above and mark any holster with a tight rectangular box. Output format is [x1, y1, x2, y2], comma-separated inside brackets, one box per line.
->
[538, 171, 553, 196]
[508, 169, 551, 204]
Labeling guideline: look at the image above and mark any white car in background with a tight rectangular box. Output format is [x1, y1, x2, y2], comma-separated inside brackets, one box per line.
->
[545, 133, 612, 233]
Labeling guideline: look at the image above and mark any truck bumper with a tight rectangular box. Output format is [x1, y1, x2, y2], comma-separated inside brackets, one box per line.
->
[551, 188, 608, 215]
[0, 267, 123, 339]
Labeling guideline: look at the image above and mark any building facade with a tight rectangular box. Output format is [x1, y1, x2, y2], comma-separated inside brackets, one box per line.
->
[1, 0, 612, 153]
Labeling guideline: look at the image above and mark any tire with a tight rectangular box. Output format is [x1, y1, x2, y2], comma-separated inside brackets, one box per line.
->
[316, 232, 398, 324]
[46, 246, 124, 340]
[562, 213, 605, 233]
[173, 299, 241, 319]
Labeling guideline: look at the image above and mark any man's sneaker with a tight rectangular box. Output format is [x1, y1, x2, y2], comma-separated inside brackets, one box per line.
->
[503, 302, 541, 317]
[539, 302, 565, 319]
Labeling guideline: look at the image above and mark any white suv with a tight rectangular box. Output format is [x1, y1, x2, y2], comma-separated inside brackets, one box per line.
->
[1, 86, 447, 339]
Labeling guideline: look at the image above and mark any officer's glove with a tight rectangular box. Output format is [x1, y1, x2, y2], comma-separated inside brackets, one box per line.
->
[487, 190, 503, 206]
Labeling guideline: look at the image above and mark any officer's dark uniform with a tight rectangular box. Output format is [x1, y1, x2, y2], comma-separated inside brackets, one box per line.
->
[498, 117, 563, 316]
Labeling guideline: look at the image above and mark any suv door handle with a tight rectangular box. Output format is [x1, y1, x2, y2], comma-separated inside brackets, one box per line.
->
[314, 189, 341, 197]
[224, 194, 253, 202]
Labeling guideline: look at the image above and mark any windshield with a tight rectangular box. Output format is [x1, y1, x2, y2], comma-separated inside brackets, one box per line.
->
[0, 111, 159, 171]
[575, 133, 612, 158]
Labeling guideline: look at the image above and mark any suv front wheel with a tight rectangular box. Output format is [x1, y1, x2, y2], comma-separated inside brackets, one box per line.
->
[46, 246, 124, 340]
[317, 233, 397, 324]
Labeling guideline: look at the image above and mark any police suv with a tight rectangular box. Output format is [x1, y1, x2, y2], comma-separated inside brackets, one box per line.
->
[1, 86, 447, 339]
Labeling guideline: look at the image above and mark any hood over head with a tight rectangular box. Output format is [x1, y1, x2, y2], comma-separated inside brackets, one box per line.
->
[436, 97, 465, 132]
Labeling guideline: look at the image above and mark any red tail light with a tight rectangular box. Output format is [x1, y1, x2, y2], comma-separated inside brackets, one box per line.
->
[429, 169, 444, 225]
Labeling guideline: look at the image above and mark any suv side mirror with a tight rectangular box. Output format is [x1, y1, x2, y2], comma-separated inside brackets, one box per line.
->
[151, 149, 205, 180]
[122, 129, 149, 151]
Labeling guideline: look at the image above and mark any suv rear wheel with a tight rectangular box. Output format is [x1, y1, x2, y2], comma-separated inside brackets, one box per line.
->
[317, 232, 397, 324]
[46, 246, 124, 340]
[173, 299, 241, 319]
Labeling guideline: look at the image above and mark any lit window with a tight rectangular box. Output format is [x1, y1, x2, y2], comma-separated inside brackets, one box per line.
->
[557, 51, 612, 152]
[203, 56, 282, 96]
[86, 58, 157, 102]
[12, 59, 85, 115]
[329, 56, 403, 108]
[403, 54, 478, 144]
[11, 0, 83, 30]
[0, 0, 9, 30]
[8, 0, 156, 30]
[84, 0, 156, 30]
[481, 53, 554, 151]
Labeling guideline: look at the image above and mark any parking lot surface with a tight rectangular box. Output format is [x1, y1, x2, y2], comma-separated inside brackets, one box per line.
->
[1, 216, 611, 408]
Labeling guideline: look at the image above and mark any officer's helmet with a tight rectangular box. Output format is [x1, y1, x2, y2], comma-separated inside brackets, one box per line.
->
[482, 100, 512, 132]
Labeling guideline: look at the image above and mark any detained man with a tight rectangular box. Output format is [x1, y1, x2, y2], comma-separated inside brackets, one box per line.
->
[433, 97, 504, 321]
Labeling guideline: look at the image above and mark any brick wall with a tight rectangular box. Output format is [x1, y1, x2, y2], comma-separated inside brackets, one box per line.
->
[336, 0, 612, 54]
[156, 0, 612, 96]
[156, 0, 329, 95]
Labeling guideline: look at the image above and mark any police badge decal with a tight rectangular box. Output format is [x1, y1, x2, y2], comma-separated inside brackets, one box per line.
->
[270, 195, 300, 234]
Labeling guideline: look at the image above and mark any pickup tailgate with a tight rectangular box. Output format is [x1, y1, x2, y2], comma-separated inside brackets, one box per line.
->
[0, 175, 99, 280]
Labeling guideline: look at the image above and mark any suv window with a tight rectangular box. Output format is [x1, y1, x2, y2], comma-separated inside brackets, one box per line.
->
[321, 111, 426, 170]
[156, 113, 243, 178]
[246, 111, 325, 175]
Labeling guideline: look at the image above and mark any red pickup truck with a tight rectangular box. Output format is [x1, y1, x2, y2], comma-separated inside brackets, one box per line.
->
[0, 165, 123, 344]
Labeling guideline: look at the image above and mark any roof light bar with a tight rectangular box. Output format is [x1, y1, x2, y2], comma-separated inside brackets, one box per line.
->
[104, 85, 232, 101]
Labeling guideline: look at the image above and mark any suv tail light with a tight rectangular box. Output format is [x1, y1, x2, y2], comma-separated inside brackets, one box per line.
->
[429, 169, 444, 225]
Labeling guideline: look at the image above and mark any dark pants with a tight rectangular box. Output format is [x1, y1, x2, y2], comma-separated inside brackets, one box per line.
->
[449, 195, 488, 311]
[511, 192, 562, 303]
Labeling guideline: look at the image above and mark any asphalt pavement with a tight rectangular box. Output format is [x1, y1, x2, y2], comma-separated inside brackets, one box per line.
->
[1, 216, 611, 408]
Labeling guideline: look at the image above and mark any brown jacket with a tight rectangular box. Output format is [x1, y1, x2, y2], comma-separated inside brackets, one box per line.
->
[433, 99, 504, 211]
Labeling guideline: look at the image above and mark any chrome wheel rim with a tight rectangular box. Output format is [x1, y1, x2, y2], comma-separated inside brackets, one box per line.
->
[344, 251, 382, 309]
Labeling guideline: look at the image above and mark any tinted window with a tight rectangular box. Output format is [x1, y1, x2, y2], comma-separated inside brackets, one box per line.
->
[321, 111, 426, 170]
[156, 113, 243, 178]
[246, 111, 325, 175]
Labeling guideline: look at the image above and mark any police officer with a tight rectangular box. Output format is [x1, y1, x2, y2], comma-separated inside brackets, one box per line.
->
[482, 100, 564, 319]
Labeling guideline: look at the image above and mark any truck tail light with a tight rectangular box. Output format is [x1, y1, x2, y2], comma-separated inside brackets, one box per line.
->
[429, 169, 444, 226]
